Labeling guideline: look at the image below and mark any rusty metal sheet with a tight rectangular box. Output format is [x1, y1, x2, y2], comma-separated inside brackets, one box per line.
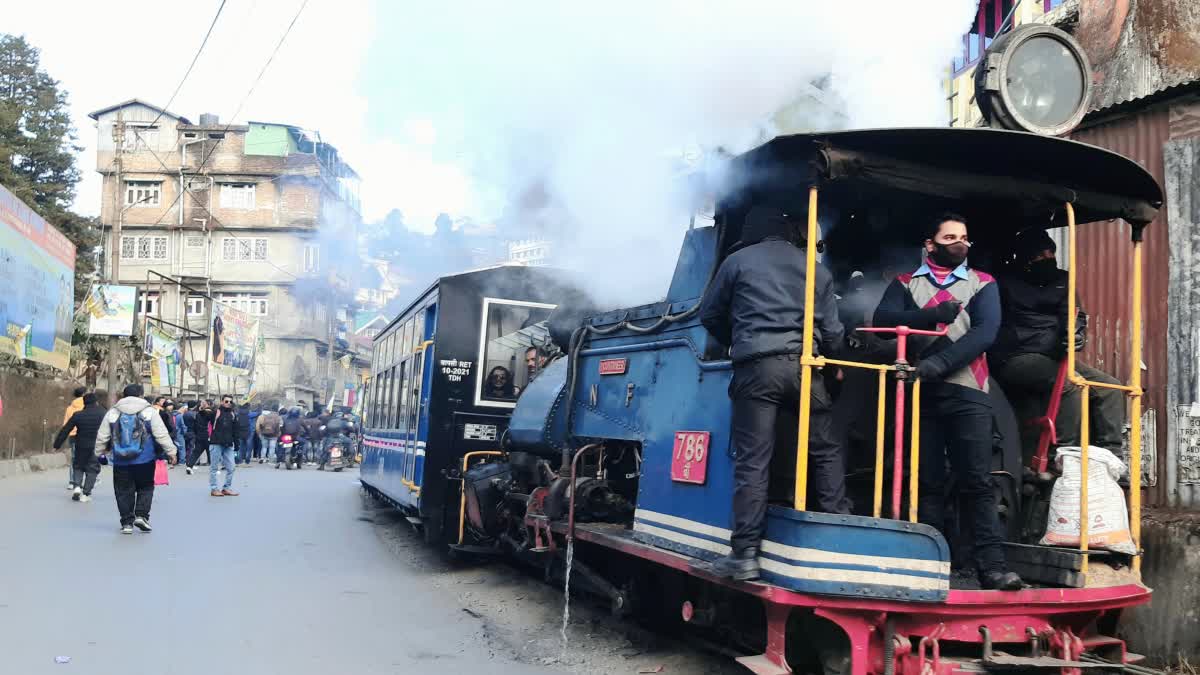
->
[1069, 106, 1171, 505]
[1076, 0, 1200, 113]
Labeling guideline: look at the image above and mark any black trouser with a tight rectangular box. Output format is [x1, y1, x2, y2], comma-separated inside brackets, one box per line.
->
[112, 461, 156, 526]
[729, 354, 851, 553]
[187, 441, 209, 468]
[995, 353, 1125, 450]
[917, 389, 1006, 574]
[71, 446, 101, 495]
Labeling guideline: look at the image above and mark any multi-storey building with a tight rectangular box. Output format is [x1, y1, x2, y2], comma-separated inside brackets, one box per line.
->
[506, 238, 552, 266]
[88, 99, 366, 406]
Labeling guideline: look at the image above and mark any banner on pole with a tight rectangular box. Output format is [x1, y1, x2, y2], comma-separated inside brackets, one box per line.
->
[85, 285, 137, 337]
[208, 302, 259, 378]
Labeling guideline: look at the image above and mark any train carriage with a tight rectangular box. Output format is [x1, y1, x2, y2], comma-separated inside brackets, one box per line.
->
[360, 265, 576, 544]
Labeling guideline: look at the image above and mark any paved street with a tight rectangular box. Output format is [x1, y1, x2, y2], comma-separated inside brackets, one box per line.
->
[0, 464, 558, 675]
[0, 464, 738, 675]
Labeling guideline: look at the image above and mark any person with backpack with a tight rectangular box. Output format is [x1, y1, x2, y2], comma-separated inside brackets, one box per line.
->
[256, 407, 282, 464]
[53, 392, 106, 502]
[62, 386, 86, 490]
[93, 384, 178, 534]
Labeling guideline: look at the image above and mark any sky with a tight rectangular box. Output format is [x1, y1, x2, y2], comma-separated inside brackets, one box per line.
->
[7, 0, 978, 304]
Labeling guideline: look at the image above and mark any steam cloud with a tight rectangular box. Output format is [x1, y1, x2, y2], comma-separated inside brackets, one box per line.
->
[367, 0, 978, 306]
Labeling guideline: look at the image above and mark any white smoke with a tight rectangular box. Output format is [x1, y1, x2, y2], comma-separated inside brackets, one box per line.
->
[369, 0, 977, 305]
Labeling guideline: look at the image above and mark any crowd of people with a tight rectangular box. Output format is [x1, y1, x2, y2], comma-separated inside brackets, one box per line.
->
[53, 386, 358, 531]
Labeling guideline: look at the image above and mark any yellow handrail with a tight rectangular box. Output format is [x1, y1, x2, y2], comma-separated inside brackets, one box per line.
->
[909, 379, 922, 523]
[807, 356, 895, 373]
[457, 450, 504, 545]
[1129, 238, 1144, 574]
[794, 186, 819, 511]
[1080, 384, 1091, 577]
[873, 369, 887, 518]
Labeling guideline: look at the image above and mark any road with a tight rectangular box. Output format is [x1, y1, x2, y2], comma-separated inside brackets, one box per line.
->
[0, 464, 738, 675]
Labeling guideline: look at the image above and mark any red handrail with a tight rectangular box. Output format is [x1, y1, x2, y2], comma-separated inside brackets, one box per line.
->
[856, 325, 949, 519]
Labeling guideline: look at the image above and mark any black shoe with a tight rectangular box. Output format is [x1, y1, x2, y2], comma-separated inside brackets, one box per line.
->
[708, 547, 760, 581]
[980, 570, 1023, 590]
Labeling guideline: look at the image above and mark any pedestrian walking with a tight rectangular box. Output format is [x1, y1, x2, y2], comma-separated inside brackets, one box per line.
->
[94, 384, 178, 534]
[186, 400, 213, 474]
[62, 386, 85, 490]
[234, 402, 252, 465]
[245, 404, 261, 461]
[52, 392, 105, 502]
[255, 407, 281, 464]
[208, 396, 240, 497]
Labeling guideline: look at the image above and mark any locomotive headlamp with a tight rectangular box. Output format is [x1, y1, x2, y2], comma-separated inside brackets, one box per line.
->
[974, 24, 1092, 136]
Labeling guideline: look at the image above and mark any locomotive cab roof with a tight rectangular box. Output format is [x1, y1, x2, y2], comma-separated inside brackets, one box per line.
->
[715, 127, 1164, 257]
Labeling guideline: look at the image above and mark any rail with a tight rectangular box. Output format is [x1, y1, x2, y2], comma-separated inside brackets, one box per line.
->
[791, 192, 1145, 580]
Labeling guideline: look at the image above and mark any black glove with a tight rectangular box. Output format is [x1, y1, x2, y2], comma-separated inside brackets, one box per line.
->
[915, 356, 948, 381]
[923, 300, 962, 325]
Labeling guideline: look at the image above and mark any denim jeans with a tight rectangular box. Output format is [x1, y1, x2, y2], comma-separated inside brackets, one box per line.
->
[260, 435, 278, 461]
[209, 444, 236, 490]
[236, 438, 252, 464]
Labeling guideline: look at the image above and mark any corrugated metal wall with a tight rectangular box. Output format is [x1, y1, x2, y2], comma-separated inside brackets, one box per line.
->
[1069, 107, 1171, 505]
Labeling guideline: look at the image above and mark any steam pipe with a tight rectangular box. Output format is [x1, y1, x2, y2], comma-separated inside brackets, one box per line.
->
[566, 443, 603, 542]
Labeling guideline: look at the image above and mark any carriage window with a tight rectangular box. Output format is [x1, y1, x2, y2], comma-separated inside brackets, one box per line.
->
[397, 360, 410, 433]
[476, 299, 556, 406]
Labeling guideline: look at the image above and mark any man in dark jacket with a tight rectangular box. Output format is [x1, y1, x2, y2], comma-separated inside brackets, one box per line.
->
[208, 395, 240, 497]
[302, 411, 325, 464]
[697, 205, 850, 581]
[992, 229, 1125, 451]
[186, 400, 213, 474]
[54, 393, 106, 502]
[280, 408, 305, 467]
[873, 213, 1021, 591]
[94, 384, 178, 533]
[234, 402, 252, 465]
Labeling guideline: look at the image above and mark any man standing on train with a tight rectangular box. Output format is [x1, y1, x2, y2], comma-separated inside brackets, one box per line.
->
[873, 213, 1022, 591]
[991, 229, 1125, 453]
[698, 205, 851, 581]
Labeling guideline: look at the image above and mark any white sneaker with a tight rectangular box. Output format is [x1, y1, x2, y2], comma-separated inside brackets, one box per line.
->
[133, 517, 152, 532]
[185, 467, 193, 475]
[67, 483, 75, 490]
[121, 525, 134, 534]
[79, 494, 92, 503]
[72, 486, 83, 501]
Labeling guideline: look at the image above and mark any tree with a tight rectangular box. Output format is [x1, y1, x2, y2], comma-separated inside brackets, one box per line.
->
[0, 33, 99, 306]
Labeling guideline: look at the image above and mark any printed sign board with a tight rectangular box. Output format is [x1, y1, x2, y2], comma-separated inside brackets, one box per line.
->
[670, 431, 710, 485]
[208, 302, 259, 378]
[144, 325, 181, 388]
[599, 358, 627, 375]
[85, 284, 137, 337]
[0, 183, 76, 368]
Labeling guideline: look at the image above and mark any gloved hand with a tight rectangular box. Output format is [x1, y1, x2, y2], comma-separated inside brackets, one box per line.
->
[915, 356, 948, 381]
[923, 300, 962, 325]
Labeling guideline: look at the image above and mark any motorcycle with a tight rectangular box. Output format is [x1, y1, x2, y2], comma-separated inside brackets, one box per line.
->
[320, 433, 350, 472]
[277, 434, 303, 470]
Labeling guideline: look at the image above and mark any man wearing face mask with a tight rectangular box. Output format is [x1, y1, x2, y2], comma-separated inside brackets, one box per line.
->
[873, 213, 1022, 591]
[991, 229, 1124, 453]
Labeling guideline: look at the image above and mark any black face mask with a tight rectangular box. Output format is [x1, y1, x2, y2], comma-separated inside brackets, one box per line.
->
[929, 241, 969, 268]
[1023, 257, 1059, 285]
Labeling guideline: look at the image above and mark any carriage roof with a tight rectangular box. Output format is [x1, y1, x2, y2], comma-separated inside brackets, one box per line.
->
[721, 127, 1163, 241]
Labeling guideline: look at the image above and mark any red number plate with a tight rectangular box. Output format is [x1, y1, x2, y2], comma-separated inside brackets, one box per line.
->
[671, 431, 710, 485]
[599, 358, 627, 375]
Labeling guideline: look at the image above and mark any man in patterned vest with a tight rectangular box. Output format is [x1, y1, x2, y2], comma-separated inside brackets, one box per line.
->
[873, 213, 1022, 591]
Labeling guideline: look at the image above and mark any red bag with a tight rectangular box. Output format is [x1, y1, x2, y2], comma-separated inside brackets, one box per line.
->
[154, 459, 170, 486]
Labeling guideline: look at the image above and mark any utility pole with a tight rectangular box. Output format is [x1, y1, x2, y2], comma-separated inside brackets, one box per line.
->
[325, 293, 337, 413]
[106, 111, 126, 399]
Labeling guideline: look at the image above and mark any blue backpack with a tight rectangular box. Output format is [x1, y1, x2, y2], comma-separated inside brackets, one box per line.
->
[112, 412, 149, 460]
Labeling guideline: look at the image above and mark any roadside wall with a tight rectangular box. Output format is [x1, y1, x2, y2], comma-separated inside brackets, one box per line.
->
[1122, 510, 1200, 664]
[0, 370, 80, 459]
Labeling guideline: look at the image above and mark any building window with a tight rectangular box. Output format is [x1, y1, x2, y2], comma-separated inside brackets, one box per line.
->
[124, 181, 161, 207]
[120, 235, 169, 261]
[137, 291, 160, 316]
[303, 243, 320, 273]
[221, 237, 268, 262]
[217, 292, 269, 316]
[219, 183, 256, 209]
[128, 125, 159, 149]
[952, 0, 1015, 75]
[187, 295, 206, 317]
